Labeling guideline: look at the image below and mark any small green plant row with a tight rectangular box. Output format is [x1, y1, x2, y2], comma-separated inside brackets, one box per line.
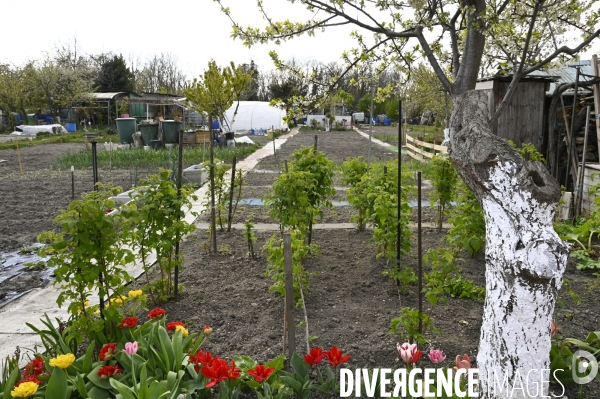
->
[54, 145, 259, 170]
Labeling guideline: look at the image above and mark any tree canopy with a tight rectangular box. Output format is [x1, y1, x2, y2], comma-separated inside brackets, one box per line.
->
[215, 0, 600, 124]
[184, 60, 252, 130]
[95, 54, 135, 93]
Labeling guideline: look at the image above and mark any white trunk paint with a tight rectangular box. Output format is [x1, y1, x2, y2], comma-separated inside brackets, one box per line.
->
[448, 91, 569, 398]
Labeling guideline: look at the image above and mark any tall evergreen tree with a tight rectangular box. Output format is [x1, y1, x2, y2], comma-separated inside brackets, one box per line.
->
[95, 54, 134, 93]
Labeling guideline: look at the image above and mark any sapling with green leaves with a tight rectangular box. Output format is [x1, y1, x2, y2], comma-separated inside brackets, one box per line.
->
[341, 156, 368, 230]
[264, 169, 317, 234]
[185, 60, 252, 253]
[123, 169, 197, 304]
[263, 230, 317, 303]
[429, 155, 458, 231]
[245, 219, 257, 258]
[38, 183, 135, 344]
[201, 159, 244, 231]
[288, 146, 336, 243]
[446, 179, 486, 257]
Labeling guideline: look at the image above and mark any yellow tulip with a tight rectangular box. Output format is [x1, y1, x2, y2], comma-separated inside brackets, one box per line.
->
[175, 325, 189, 338]
[128, 290, 143, 299]
[49, 353, 75, 369]
[10, 381, 38, 397]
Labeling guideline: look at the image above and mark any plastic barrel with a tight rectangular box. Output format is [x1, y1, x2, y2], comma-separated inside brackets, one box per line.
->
[45, 115, 53, 124]
[139, 123, 159, 145]
[384, 117, 391, 126]
[66, 122, 77, 132]
[116, 118, 136, 144]
[162, 120, 182, 143]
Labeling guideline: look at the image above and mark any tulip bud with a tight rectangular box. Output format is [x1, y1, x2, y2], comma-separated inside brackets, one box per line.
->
[203, 326, 213, 336]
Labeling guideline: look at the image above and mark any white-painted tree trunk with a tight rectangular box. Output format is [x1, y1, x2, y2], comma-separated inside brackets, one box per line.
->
[448, 91, 570, 398]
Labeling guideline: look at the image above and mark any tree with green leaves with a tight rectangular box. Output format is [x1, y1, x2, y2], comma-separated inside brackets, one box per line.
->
[95, 54, 135, 93]
[184, 60, 252, 253]
[0, 62, 37, 128]
[215, 0, 600, 396]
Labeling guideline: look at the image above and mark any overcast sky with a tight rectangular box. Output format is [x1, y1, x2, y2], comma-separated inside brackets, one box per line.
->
[2, 0, 599, 78]
[1, 0, 357, 76]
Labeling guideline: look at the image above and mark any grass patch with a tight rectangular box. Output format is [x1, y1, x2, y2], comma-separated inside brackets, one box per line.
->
[0, 132, 97, 150]
[374, 134, 399, 143]
[407, 125, 444, 135]
[54, 144, 260, 170]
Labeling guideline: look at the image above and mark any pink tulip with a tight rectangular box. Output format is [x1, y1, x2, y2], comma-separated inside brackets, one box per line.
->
[125, 341, 138, 356]
[397, 342, 422, 365]
[428, 349, 446, 364]
[454, 354, 472, 371]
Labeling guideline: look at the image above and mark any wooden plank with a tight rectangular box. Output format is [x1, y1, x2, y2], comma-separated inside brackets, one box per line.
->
[406, 142, 433, 158]
[432, 144, 448, 153]
[406, 135, 416, 143]
[406, 149, 426, 162]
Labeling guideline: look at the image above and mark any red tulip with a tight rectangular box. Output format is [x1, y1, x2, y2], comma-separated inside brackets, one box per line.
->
[323, 346, 351, 367]
[201, 358, 229, 388]
[189, 350, 215, 372]
[304, 347, 324, 365]
[201, 357, 241, 388]
[24, 356, 45, 377]
[248, 364, 275, 383]
[99, 343, 117, 361]
[117, 317, 138, 329]
[148, 308, 166, 319]
[97, 365, 123, 379]
[166, 321, 185, 331]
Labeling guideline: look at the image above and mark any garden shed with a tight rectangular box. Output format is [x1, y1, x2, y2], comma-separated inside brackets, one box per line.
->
[475, 74, 553, 152]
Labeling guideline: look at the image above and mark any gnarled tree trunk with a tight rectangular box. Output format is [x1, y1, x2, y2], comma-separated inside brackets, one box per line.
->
[448, 91, 570, 398]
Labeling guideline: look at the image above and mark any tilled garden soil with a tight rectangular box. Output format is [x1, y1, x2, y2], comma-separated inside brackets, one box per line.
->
[1, 129, 599, 397]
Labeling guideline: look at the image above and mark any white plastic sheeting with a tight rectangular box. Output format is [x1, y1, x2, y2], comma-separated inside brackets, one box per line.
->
[223, 101, 288, 133]
[10, 124, 68, 136]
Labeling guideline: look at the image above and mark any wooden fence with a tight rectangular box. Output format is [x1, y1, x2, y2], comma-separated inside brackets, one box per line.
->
[406, 135, 447, 161]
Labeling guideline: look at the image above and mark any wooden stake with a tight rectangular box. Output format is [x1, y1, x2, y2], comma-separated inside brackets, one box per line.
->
[593, 55, 600, 166]
[283, 233, 296, 359]
[71, 166, 75, 200]
[15, 136, 23, 174]
[209, 116, 217, 253]
[417, 171, 423, 340]
[227, 156, 237, 232]
[174, 128, 184, 300]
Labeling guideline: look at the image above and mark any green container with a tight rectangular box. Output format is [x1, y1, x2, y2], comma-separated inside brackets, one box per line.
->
[139, 123, 159, 145]
[162, 120, 182, 143]
[116, 118, 137, 144]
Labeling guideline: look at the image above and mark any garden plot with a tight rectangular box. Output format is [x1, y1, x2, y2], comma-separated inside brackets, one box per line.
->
[1, 127, 598, 398]
[172, 128, 599, 398]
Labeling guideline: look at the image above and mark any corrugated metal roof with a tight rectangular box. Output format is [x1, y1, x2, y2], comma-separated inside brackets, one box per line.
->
[529, 60, 594, 94]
